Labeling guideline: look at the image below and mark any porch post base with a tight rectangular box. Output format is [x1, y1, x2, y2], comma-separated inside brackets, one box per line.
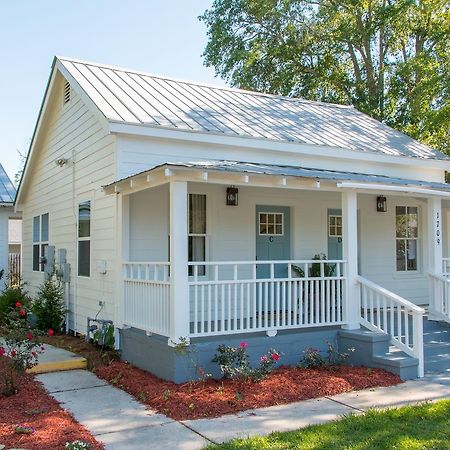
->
[341, 322, 360, 330]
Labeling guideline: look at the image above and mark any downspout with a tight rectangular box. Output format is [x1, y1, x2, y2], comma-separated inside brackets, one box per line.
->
[71, 148, 78, 333]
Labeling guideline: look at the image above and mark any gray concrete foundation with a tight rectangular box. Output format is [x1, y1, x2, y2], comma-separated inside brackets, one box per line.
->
[120, 326, 340, 383]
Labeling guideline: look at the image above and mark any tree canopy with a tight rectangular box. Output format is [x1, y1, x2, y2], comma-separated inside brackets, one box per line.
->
[200, 0, 449, 153]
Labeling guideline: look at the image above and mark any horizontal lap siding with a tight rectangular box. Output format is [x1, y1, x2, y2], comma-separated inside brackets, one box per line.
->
[21, 74, 117, 334]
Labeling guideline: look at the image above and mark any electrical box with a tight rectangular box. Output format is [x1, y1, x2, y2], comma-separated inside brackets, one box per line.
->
[56, 248, 71, 283]
[96, 260, 107, 275]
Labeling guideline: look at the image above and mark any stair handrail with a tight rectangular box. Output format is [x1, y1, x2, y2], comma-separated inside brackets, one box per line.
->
[356, 275, 424, 377]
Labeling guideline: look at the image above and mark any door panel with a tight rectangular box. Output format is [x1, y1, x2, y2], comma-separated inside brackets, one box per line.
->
[256, 206, 291, 278]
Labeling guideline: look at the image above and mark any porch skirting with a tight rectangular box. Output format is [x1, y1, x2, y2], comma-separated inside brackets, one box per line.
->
[119, 326, 341, 383]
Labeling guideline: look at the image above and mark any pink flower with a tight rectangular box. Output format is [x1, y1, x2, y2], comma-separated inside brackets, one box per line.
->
[40, 346, 45, 351]
[271, 353, 280, 362]
[19, 309, 26, 317]
[15, 301, 22, 308]
[32, 352, 37, 357]
[239, 342, 248, 349]
[260, 355, 268, 363]
[0, 347, 5, 356]
[26, 332, 33, 341]
[47, 329, 54, 337]
[11, 350, 17, 357]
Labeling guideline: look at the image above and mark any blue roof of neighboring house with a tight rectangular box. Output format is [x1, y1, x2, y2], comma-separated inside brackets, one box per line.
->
[0, 164, 16, 204]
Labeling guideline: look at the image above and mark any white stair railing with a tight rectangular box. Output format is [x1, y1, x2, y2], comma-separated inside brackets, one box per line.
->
[357, 275, 425, 377]
[429, 273, 450, 321]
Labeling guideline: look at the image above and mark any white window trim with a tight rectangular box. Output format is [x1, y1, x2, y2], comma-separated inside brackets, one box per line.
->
[32, 213, 49, 273]
[258, 212, 284, 236]
[395, 205, 420, 273]
[328, 214, 342, 238]
[77, 199, 92, 278]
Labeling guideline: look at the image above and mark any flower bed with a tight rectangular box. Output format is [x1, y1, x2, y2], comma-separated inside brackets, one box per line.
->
[0, 356, 103, 450]
[95, 361, 402, 421]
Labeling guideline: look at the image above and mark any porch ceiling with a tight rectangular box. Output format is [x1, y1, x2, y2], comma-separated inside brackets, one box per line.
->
[103, 160, 450, 197]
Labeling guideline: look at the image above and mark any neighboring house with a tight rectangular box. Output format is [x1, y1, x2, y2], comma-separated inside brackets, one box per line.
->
[0, 163, 19, 281]
[8, 218, 22, 255]
[14, 57, 450, 382]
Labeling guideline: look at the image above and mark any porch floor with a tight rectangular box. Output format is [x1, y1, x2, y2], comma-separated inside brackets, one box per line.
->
[423, 317, 450, 374]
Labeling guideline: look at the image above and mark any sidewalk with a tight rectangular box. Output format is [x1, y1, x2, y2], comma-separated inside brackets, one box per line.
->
[35, 344, 450, 450]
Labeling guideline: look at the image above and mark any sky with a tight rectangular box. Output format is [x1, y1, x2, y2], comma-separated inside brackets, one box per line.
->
[0, 0, 225, 182]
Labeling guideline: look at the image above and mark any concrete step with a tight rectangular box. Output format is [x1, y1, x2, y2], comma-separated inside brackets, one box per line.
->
[27, 343, 87, 374]
[372, 352, 419, 380]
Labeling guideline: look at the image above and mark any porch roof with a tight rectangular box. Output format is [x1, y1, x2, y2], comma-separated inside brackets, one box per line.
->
[103, 160, 450, 197]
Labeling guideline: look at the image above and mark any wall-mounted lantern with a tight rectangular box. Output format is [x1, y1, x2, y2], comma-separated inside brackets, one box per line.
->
[376, 196, 387, 212]
[226, 186, 239, 206]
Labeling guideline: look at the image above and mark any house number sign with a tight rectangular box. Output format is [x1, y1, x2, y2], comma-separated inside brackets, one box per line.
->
[436, 211, 441, 245]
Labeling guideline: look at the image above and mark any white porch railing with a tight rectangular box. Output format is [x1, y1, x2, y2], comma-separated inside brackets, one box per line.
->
[357, 275, 425, 377]
[442, 258, 450, 275]
[123, 262, 170, 336]
[429, 272, 450, 322]
[188, 260, 346, 337]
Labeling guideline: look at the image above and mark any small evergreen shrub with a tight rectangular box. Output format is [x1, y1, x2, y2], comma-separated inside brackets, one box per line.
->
[299, 341, 353, 369]
[33, 273, 65, 333]
[0, 283, 31, 326]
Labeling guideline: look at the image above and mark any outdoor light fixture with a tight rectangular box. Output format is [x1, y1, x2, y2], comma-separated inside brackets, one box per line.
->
[226, 186, 239, 206]
[376, 196, 387, 212]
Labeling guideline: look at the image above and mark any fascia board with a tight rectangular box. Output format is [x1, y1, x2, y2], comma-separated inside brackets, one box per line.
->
[108, 122, 450, 171]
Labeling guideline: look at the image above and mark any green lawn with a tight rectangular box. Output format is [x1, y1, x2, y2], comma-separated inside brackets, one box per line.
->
[206, 400, 450, 450]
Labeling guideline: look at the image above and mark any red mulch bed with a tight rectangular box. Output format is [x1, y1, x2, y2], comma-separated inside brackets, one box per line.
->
[0, 357, 103, 450]
[95, 361, 402, 421]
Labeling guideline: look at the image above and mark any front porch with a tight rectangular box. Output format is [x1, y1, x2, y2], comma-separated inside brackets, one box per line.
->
[106, 161, 450, 381]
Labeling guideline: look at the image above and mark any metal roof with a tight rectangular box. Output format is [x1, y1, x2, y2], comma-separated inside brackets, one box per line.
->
[0, 163, 16, 204]
[105, 160, 450, 192]
[58, 57, 446, 161]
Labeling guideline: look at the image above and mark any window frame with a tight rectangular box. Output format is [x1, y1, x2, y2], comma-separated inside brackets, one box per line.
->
[258, 212, 284, 236]
[32, 213, 49, 272]
[77, 200, 92, 278]
[328, 214, 342, 238]
[395, 205, 419, 273]
[188, 193, 208, 277]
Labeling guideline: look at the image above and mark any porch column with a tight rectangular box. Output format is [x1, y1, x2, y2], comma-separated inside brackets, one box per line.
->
[428, 197, 443, 320]
[428, 197, 443, 275]
[169, 180, 190, 344]
[341, 190, 360, 329]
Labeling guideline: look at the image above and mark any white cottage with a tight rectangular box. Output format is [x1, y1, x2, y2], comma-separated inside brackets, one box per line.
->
[15, 57, 450, 382]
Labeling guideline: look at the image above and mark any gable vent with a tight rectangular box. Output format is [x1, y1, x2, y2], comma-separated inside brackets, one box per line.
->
[63, 80, 71, 105]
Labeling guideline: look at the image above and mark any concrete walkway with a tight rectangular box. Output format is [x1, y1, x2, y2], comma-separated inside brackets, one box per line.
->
[34, 331, 450, 450]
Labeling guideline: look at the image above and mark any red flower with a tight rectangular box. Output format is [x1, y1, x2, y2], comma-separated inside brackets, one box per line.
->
[271, 353, 280, 362]
[0, 347, 5, 356]
[239, 342, 248, 349]
[19, 309, 26, 317]
[47, 329, 54, 337]
[15, 301, 22, 308]
[32, 352, 37, 357]
[11, 350, 17, 357]
[26, 332, 33, 340]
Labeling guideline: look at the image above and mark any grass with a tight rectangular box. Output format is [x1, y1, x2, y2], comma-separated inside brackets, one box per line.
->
[205, 400, 450, 450]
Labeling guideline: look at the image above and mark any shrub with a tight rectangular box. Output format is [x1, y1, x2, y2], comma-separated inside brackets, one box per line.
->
[0, 283, 31, 327]
[66, 441, 91, 450]
[33, 272, 65, 333]
[212, 342, 280, 381]
[299, 341, 353, 369]
[0, 302, 46, 396]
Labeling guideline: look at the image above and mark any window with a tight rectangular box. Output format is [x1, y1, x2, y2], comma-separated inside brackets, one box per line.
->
[78, 201, 91, 277]
[32, 213, 49, 272]
[259, 212, 283, 235]
[188, 194, 206, 276]
[396, 206, 418, 271]
[328, 215, 342, 237]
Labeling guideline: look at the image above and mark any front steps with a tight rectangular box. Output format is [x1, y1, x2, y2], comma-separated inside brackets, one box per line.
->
[338, 329, 419, 380]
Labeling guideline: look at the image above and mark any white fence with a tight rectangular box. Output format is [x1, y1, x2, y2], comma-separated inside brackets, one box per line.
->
[123, 262, 170, 336]
[188, 260, 346, 337]
[429, 272, 450, 322]
[357, 275, 425, 377]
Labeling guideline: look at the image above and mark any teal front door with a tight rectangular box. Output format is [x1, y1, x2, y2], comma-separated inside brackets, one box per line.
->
[327, 209, 343, 260]
[256, 206, 291, 278]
